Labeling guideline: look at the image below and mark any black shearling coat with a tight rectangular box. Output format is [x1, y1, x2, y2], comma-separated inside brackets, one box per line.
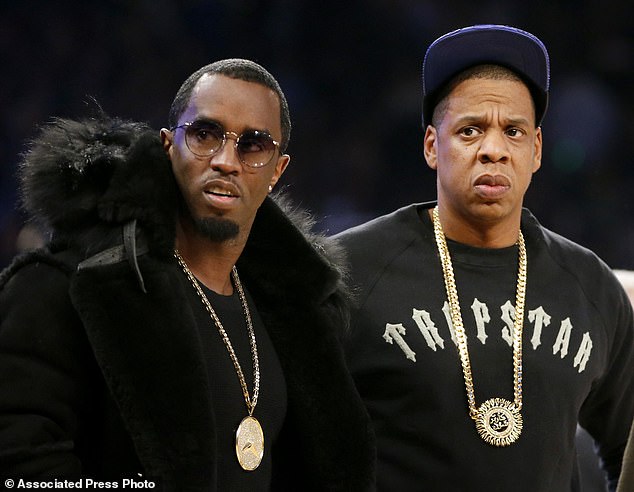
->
[0, 116, 376, 490]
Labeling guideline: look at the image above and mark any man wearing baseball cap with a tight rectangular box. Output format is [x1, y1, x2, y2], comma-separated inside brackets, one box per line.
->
[336, 25, 634, 490]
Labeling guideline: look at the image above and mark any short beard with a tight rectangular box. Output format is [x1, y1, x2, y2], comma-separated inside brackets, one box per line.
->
[193, 217, 240, 243]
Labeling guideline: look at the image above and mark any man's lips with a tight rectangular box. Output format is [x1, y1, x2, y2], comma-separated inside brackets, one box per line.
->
[474, 174, 511, 198]
[203, 179, 240, 205]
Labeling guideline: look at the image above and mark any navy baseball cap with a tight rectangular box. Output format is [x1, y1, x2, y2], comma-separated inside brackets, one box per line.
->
[422, 24, 550, 127]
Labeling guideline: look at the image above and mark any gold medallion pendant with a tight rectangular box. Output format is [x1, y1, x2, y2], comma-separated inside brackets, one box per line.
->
[475, 398, 523, 447]
[236, 416, 265, 471]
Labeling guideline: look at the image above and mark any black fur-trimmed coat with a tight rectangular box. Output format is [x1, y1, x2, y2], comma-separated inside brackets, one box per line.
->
[0, 116, 376, 490]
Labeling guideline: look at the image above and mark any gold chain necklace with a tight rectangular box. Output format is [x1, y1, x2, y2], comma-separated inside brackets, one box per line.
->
[431, 206, 526, 447]
[174, 250, 264, 471]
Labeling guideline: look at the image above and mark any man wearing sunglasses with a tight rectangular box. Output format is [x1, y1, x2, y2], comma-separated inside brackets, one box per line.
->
[0, 59, 375, 490]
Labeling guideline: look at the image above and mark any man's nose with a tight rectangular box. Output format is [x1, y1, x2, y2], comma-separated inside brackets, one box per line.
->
[477, 130, 510, 164]
[209, 132, 242, 172]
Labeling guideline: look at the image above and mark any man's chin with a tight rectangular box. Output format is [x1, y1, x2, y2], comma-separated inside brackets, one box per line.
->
[194, 217, 240, 242]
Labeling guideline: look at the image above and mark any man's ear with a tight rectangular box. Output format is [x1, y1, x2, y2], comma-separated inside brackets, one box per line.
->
[270, 154, 291, 189]
[160, 128, 173, 155]
[424, 125, 438, 170]
[532, 126, 543, 173]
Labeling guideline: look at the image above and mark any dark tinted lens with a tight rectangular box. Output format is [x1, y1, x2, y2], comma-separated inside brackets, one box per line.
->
[237, 131, 276, 167]
[185, 121, 224, 156]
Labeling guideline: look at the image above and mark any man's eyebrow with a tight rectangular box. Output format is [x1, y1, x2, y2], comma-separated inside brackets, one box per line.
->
[189, 117, 275, 136]
[505, 116, 531, 127]
[453, 114, 483, 125]
[189, 116, 220, 125]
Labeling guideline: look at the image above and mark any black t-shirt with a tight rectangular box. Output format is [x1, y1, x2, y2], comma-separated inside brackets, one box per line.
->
[183, 273, 287, 491]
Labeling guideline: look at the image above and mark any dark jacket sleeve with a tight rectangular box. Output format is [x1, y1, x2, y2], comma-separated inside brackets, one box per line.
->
[0, 260, 99, 477]
[617, 420, 634, 492]
[579, 275, 634, 491]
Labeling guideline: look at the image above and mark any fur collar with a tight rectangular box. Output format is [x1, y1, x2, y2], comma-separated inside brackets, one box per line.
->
[20, 115, 177, 259]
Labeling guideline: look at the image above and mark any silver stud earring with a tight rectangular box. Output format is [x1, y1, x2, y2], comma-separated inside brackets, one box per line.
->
[268, 185, 273, 193]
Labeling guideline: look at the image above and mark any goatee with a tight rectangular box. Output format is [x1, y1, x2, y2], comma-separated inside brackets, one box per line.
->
[194, 217, 240, 242]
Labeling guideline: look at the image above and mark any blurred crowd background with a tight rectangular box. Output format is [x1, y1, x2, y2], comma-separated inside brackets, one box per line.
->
[2, 1, 632, 488]
[2, 0, 634, 272]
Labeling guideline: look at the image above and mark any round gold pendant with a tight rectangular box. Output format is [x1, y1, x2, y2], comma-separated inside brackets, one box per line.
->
[475, 398, 522, 447]
[236, 416, 264, 471]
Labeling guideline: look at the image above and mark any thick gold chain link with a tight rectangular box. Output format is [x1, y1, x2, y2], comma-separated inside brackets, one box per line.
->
[175, 250, 260, 415]
[431, 206, 526, 418]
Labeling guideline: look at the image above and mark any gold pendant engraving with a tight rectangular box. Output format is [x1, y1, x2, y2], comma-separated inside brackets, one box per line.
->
[236, 416, 264, 471]
[475, 398, 523, 447]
